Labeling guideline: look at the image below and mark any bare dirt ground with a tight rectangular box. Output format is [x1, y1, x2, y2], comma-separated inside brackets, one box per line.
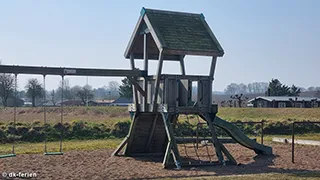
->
[1, 142, 320, 180]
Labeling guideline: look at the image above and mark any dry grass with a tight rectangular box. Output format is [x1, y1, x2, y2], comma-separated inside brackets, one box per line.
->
[0, 107, 319, 125]
[217, 107, 320, 122]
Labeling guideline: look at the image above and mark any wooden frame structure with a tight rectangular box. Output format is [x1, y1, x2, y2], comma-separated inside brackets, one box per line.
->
[112, 8, 239, 169]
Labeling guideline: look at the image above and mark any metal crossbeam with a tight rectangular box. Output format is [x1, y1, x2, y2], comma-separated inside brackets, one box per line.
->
[0, 65, 146, 77]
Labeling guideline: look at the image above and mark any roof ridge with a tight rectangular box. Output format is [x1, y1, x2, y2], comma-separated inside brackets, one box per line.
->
[144, 7, 202, 16]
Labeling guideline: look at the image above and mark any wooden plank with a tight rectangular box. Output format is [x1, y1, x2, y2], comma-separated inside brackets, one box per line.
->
[124, 113, 139, 155]
[0, 65, 145, 77]
[143, 33, 149, 112]
[145, 114, 159, 152]
[152, 49, 164, 112]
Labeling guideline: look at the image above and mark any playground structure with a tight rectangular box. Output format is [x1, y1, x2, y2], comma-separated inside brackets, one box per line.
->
[0, 8, 272, 168]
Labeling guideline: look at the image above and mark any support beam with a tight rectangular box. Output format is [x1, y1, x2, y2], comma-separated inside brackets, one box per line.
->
[112, 137, 128, 156]
[127, 77, 147, 97]
[130, 54, 139, 108]
[201, 113, 225, 165]
[143, 33, 148, 111]
[0, 65, 146, 77]
[161, 113, 181, 169]
[152, 49, 164, 112]
[179, 55, 186, 75]
[209, 56, 217, 78]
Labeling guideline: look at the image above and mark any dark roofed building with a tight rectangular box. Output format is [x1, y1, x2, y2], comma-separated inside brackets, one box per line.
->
[111, 97, 133, 106]
[248, 96, 320, 108]
[124, 7, 224, 60]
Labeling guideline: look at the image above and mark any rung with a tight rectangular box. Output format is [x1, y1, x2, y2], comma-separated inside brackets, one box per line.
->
[0, 154, 16, 158]
[44, 152, 64, 156]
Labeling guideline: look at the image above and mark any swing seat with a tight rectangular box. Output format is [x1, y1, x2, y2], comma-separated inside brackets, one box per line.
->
[0, 154, 16, 158]
[44, 152, 64, 156]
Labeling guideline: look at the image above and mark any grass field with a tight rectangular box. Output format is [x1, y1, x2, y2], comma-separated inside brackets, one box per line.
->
[0, 106, 319, 125]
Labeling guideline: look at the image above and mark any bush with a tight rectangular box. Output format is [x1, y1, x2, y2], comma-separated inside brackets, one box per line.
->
[111, 121, 130, 137]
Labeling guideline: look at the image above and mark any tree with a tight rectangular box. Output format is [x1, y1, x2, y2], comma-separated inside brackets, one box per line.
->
[289, 85, 301, 96]
[0, 74, 14, 107]
[25, 78, 43, 107]
[56, 78, 74, 100]
[74, 85, 94, 105]
[119, 78, 132, 99]
[50, 90, 57, 106]
[315, 90, 320, 98]
[230, 94, 248, 107]
[108, 81, 120, 99]
[266, 79, 290, 96]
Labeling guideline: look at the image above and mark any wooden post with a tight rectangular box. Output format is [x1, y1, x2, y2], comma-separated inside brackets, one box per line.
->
[292, 122, 295, 163]
[209, 56, 217, 78]
[179, 55, 186, 75]
[161, 113, 181, 169]
[143, 33, 148, 111]
[203, 113, 224, 164]
[152, 49, 164, 112]
[130, 53, 139, 110]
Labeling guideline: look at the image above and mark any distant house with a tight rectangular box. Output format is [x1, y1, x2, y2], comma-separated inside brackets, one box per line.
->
[248, 96, 320, 108]
[94, 100, 114, 106]
[111, 97, 133, 106]
[59, 100, 83, 106]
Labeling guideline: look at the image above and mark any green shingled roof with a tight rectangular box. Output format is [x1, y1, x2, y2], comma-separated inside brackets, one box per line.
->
[124, 8, 224, 59]
[144, 8, 223, 54]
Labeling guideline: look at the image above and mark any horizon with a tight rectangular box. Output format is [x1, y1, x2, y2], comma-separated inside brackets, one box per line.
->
[0, 0, 319, 91]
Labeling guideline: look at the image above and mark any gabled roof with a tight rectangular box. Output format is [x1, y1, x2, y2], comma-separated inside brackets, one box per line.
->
[124, 7, 224, 60]
[112, 97, 133, 103]
[248, 96, 319, 103]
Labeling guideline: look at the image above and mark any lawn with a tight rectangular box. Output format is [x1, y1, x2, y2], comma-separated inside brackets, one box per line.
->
[0, 138, 122, 155]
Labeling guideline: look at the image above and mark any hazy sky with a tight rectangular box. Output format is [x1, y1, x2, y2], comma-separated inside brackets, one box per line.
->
[0, 0, 319, 91]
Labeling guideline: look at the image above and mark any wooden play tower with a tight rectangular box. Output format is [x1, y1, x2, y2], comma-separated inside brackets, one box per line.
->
[112, 8, 273, 169]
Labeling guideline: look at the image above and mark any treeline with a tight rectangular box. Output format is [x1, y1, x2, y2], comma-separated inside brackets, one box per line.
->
[224, 81, 320, 96]
[0, 73, 133, 107]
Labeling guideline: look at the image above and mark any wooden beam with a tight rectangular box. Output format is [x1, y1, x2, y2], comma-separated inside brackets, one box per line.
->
[124, 113, 139, 155]
[145, 114, 159, 152]
[127, 77, 146, 97]
[112, 137, 128, 156]
[200, 113, 224, 164]
[143, 15, 166, 50]
[209, 56, 217, 78]
[143, 33, 148, 111]
[161, 113, 181, 169]
[0, 65, 146, 77]
[130, 54, 139, 108]
[124, 15, 144, 58]
[152, 49, 164, 112]
[179, 55, 186, 75]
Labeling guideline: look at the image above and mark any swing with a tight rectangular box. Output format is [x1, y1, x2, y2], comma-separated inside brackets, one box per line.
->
[44, 75, 64, 156]
[0, 74, 18, 158]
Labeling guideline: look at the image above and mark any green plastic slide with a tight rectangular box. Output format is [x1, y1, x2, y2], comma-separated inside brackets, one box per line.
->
[213, 116, 272, 155]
